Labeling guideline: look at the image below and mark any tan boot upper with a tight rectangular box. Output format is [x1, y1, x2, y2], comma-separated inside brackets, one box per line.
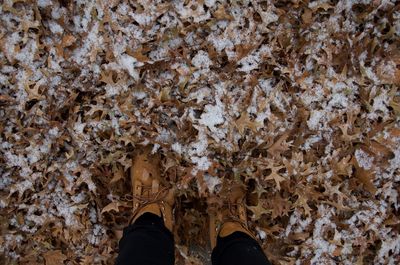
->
[131, 147, 174, 231]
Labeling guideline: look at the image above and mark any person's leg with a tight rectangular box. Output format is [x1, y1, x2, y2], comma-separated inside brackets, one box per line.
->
[116, 213, 175, 265]
[211, 231, 271, 265]
[115, 147, 175, 265]
[208, 180, 271, 265]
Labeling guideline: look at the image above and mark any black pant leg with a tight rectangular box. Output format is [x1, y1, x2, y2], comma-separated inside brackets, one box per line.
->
[115, 213, 175, 265]
[211, 232, 272, 265]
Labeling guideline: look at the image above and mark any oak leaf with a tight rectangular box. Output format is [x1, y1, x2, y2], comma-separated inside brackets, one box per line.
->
[294, 195, 312, 217]
[333, 155, 352, 176]
[269, 194, 291, 219]
[101, 201, 121, 214]
[310, 2, 334, 11]
[302, 8, 313, 24]
[376, 59, 400, 85]
[248, 200, 269, 220]
[289, 232, 310, 241]
[62, 35, 76, 47]
[339, 124, 360, 142]
[126, 47, 150, 63]
[264, 165, 286, 191]
[352, 157, 377, 194]
[43, 250, 67, 265]
[234, 111, 262, 135]
[110, 164, 125, 184]
[214, 4, 233, 21]
[267, 132, 291, 157]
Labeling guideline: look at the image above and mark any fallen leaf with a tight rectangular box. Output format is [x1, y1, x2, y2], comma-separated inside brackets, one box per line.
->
[214, 4, 233, 21]
[234, 111, 262, 135]
[302, 8, 313, 24]
[110, 165, 125, 184]
[101, 201, 121, 214]
[267, 132, 290, 157]
[43, 250, 67, 265]
[248, 201, 270, 220]
[263, 164, 286, 191]
[352, 156, 377, 194]
[62, 35, 76, 47]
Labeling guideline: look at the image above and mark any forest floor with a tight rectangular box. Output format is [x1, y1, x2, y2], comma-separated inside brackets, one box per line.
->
[1, 0, 400, 264]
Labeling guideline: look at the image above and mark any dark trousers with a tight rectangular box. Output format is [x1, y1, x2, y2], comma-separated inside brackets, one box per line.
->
[116, 213, 271, 265]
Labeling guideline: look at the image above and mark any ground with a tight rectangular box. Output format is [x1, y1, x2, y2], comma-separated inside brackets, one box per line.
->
[0, 0, 400, 264]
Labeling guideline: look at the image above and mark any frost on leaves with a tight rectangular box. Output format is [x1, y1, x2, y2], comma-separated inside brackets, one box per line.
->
[0, 0, 399, 264]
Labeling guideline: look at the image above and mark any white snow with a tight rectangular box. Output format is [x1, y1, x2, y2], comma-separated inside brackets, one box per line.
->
[371, 92, 389, 114]
[204, 0, 216, 7]
[1, 1, 399, 263]
[258, 78, 274, 96]
[208, 35, 234, 52]
[203, 173, 221, 193]
[38, 0, 52, 8]
[256, 227, 267, 240]
[48, 21, 63, 34]
[192, 156, 211, 171]
[306, 206, 338, 263]
[355, 149, 374, 170]
[48, 127, 59, 138]
[188, 127, 208, 157]
[14, 39, 38, 68]
[238, 54, 260, 72]
[191, 50, 212, 69]
[72, 22, 103, 65]
[328, 93, 349, 109]
[303, 134, 322, 151]
[10, 180, 33, 197]
[131, 12, 153, 26]
[377, 234, 400, 263]
[172, 142, 182, 155]
[119, 54, 141, 81]
[198, 103, 225, 132]
[307, 110, 325, 130]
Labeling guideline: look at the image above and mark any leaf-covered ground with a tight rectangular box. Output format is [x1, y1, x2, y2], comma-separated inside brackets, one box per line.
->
[1, 0, 400, 264]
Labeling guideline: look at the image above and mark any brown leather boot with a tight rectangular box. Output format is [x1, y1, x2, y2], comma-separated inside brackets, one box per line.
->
[208, 180, 256, 249]
[130, 147, 175, 231]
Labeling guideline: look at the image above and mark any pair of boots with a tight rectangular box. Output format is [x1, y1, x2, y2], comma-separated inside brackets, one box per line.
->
[130, 147, 256, 249]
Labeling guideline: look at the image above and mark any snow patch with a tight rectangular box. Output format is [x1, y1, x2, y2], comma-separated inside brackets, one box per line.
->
[307, 110, 324, 130]
[203, 173, 221, 193]
[199, 103, 225, 132]
[192, 50, 212, 69]
[192, 156, 211, 171]
[355, 149, 374, 170]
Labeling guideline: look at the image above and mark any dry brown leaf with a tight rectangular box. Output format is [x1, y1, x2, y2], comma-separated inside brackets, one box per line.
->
[352, 157, 377, 194]
[101, 202, 121, 214]
[294, 195, 312, 217]
[269, 194, 291, 219]
[265, 170, 286, 191]
[110, 165, 125, 184]
[302, 9, 313, 24]
[62, 35, 76, 47]
[334, 155, 352, 176]
[376, 60, 400, 85]
[267, 132, 290, 157]
[101, 200, 131, 214]
[288, 232, 310, 241]
[127, 47, 150, 62]
[214, 4, 233, 21]
[248, 200, 269, 220]
[43, 250, 67, 265]
[310, 2, 334, 11]
[234, 111, 262, 135]
[333, 247, 342, 257]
